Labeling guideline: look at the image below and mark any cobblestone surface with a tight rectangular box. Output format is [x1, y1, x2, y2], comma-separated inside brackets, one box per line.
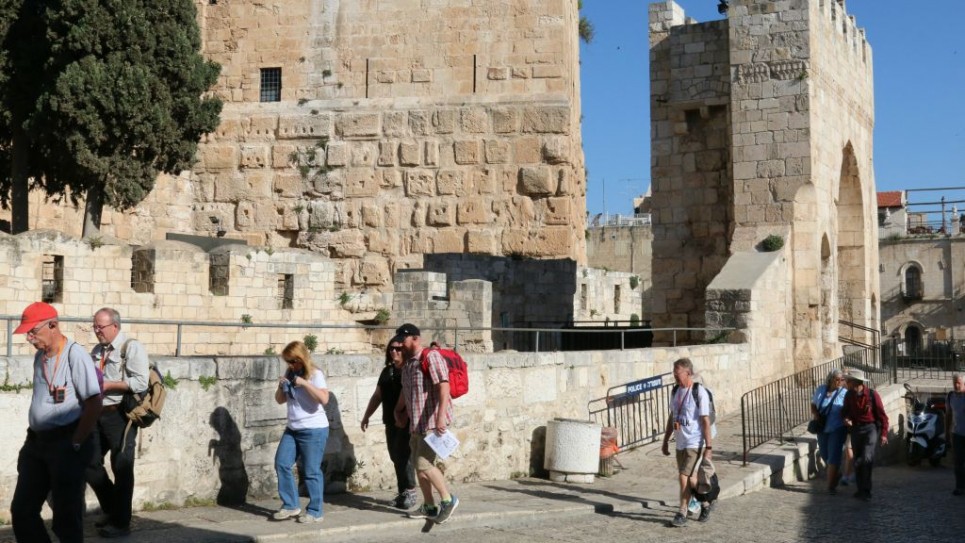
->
[329, 465, 965, 543]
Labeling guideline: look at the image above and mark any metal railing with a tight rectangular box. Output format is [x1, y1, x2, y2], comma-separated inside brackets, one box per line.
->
[588, 372, 675, 452]
[884, 337, 965, 380]
[838, 319, 880, 350]
[740, 343, 895, 464]
[1, 315, 730, 357]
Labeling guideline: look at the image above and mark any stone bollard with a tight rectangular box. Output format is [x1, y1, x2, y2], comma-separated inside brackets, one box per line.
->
[544, 418, 602, 483]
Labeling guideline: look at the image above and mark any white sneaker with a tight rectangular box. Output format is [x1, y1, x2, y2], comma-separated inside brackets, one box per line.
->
[272, 508, 301, 521]
[297, 514, 323, 523]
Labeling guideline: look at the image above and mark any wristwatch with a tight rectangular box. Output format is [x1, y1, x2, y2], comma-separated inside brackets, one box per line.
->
[705, 446, 713, 450]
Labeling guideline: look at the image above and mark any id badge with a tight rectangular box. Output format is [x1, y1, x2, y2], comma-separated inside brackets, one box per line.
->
[52, 386, 66, 404]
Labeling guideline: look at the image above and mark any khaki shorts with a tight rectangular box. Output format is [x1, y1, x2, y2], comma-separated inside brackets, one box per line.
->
[409, 432, 438, 471]
[675, 448, 701, 476]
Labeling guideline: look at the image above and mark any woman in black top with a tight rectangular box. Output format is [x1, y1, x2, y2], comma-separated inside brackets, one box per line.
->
[361, 336, 417, 509]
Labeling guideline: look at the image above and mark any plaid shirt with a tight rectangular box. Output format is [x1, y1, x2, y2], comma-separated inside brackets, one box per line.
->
[401, 348, 454, 434]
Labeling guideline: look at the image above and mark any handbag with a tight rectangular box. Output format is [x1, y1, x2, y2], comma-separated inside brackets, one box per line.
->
[807, 387, 843, 435]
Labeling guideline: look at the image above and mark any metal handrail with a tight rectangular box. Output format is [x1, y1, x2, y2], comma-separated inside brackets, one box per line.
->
[740, 342, 895, 465]
[0, 315, 731, 357]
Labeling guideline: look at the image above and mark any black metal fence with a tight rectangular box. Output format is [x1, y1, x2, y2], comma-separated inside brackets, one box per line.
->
[588, 372, 675, 452]
[740, 343, 894, 464]
[885, 338, 965, 380]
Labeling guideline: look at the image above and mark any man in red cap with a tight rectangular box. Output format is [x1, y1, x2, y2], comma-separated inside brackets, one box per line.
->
[10, 302, 102, 543]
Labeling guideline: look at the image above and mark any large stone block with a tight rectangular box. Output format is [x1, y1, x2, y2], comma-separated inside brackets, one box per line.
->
[541, 137, 570, 164]
[437, 170, 469, 196]
[240, 146, 269, 169]
[271, 144, 296, 169]
[344, 168, 379, 198]
[351, 143, 378, 166]
[539, 197, 571, 225]
[357, 255, 391, 286]
[278, 114, 332, 139]
[214, 171, 273, 202]
[383, 111, 408, 137]
[432, 110, 456, 134]
[272, 172, 303, 198]
[378, 141, 397, 166]
[518, 166, 555, 196]
[399, 141, 421, 166]
[200, 145, 239, 171]
[433, 229, 466, 252]
[326, 142, 350, 166]
[485, 140, 510, 164]
[427, 201, 456, 226]
[408, 111, 429, 136]
[457, 198, 493, 225]
[467, 231, 498, 254]
[461, 107, 489, 133]
[514, 137, 542, 164]
[337, 113, 380, 138]
[453, 140, 481, 165]
[491, 108, 519, 134]
[246, 115, 279, 139]
[521, 106, 569, 134]
[404, 169, 436, 197]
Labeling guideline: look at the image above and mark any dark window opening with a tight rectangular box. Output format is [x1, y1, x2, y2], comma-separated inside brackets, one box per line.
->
[278, 274, 294, 309]
[260, 67, 282, 102]
[903, 266, 922, 300]
[42, 255, 64, 303]
[131, 251, 155, 293]
[209, 254, 230, 296]
[614, 285, 621, 314]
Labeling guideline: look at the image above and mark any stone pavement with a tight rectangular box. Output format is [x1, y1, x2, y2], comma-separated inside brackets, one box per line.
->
[0, 411, 827, 543]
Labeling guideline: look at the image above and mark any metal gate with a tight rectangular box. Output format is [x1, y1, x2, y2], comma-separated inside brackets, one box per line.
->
[588, 373, 675, 452]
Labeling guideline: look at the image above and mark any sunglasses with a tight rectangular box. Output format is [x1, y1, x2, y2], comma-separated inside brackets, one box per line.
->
[284, 358, 301, 365]
[389, 346, 403, 352]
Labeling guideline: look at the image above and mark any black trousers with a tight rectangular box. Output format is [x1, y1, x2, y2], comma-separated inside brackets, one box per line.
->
[953, 433, 965, 491]
[86, 408, 138, 528]
[12, 423, 94, 543]
[385, 424, 416, 493]
[851, 423, 878, 494]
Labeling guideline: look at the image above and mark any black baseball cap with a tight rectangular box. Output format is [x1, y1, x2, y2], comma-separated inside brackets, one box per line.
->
[395, 323, 421, 337]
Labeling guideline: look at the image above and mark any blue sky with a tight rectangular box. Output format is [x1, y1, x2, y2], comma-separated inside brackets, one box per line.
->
[579, 0, 965, 216]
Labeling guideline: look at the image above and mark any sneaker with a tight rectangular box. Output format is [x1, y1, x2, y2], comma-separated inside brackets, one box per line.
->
[434, 495, 460, 524]
[402, 489, 418, 510]
[697, 504, 711, 522]
[296, 514, 323, 523]
[671, 512, 688, 527]
[97, 525, 131, 538]
[272, 508, 301, 521]
[407, 504, 438, 519]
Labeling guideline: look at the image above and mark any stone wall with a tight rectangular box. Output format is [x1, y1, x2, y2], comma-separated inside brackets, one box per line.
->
[2, 0, 588, 297]
[585, 225, 653, 318]
[0, 230, 370, 357]
[648, 0, 879, 366]
[0, 340, 787, 520]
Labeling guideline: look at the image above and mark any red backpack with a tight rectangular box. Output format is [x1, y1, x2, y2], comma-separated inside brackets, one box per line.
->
[420, 347, 469, 399]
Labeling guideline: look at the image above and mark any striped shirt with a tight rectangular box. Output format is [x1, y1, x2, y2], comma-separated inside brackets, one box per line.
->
[401, 348, 454, 434]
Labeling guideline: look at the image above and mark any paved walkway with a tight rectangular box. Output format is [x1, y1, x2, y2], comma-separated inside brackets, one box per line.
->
[0, 408, 823, 542]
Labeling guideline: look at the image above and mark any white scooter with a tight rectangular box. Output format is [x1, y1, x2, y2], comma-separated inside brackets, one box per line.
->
[904, 384, 947, 467]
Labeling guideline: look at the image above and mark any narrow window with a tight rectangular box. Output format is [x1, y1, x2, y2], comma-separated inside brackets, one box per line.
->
[580, 283, 588, 311]
[904, 266, 922, 300]
[131, 251, 155, 293]
[209, 254, 230, 296]
[614, 285, 621, 314]
[41, 255, 64, 303]
[260, 67, 282, 102]
[278, 274, 294, 309]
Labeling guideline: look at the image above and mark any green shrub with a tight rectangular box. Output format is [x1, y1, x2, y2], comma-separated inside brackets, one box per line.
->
[761, 234, 784, 252]
[303, 334, 318, 352]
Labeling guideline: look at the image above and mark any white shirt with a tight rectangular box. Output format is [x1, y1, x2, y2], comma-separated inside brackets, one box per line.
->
[670, 384, 711, 450]
[285, 368, 329, 430]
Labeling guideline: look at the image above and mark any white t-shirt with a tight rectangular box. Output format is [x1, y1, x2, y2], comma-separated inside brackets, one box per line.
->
[285, 368, 329, 430]
[670, 384, 711, 450]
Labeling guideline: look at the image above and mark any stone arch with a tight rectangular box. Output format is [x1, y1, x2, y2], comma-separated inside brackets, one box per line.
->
[836, 143, 868, 329]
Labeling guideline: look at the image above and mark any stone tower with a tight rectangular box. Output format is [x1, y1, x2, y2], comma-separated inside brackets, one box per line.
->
[7, 0, 587, 294]
[649, 0, 879, 370]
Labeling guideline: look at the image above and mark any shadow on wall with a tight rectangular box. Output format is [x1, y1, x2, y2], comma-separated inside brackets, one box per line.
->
[208, 406, 250, 506]
[529, 425, 548, 478]
[295, 393, 358, 496]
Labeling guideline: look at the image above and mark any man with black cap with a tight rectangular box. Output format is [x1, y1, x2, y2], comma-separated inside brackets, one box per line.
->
[392, 323, 460, 524]
[10, 302, 102, 543]
[841, 369, 889, 501]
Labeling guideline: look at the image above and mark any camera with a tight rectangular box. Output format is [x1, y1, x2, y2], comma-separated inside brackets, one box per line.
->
[53, 386, 66, 404]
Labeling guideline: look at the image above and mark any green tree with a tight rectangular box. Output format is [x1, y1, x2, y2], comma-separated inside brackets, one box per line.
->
[0, 0, 222, 235]
[578, 0, 594, 44]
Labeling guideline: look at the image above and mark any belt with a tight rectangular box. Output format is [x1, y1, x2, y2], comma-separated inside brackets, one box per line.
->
[27, 421, 78, 442]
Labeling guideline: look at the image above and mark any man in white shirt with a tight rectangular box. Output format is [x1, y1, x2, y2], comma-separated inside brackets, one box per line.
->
[661, 358, 714, 527]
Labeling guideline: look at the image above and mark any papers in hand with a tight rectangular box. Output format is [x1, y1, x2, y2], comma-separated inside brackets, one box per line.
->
[424, 431, 460, 460]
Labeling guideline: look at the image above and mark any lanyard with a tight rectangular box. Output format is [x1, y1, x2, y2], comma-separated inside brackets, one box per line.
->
[99, 345, 112, 372]
[674, 385, 690, 418]
[41, 338, 67, 394]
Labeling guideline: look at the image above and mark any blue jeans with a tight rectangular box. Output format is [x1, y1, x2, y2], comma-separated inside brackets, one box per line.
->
[275, 426, 328, 517]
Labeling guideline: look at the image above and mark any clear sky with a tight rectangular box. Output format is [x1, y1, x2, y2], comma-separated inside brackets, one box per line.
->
[579, 0, 965, 217]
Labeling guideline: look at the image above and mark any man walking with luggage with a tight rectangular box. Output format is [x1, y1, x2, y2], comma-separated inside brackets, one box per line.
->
[87, 307, 150, 538]
[392, 323, 460, 524]
[661, 358, 714, 527]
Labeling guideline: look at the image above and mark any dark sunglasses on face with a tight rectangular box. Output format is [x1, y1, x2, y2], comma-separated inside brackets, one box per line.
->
[389, 346, 403, 353]
[284, 358, 299, 365]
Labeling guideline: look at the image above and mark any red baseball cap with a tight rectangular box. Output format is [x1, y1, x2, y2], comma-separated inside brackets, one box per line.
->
[14, 302, 58, 334]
